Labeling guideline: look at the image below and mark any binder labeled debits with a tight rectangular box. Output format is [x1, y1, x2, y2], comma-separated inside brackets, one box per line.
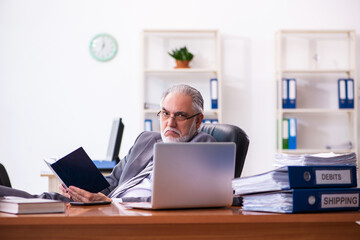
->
[44, 147, 110, 193]
[282, 78, 296, 108]
[232, 165, 357, 196]
[338, 78, 354, 109]
[210, 78, 218, 109]
[242, 188, 360, 213]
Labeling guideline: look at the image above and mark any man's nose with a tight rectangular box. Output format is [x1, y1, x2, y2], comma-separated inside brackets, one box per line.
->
[167, 116, 177, 127]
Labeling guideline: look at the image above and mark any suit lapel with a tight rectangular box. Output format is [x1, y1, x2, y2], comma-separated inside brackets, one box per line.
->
[119, 133, 162, 184]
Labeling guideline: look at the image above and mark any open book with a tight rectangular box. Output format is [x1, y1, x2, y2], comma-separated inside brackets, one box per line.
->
[44, 147, 110, 193]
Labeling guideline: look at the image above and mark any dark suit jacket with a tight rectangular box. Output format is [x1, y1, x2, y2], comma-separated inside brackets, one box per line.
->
[101, 131, 216, 198]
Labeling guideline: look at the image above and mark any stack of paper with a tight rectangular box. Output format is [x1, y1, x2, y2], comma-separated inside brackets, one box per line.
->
[303, 152, 357, 165]
[274, 152, 357, 167]
[242, 191, 293, 213]
[233, 167, 289, 196]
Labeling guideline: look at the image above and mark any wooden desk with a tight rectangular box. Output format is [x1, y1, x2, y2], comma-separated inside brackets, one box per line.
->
[0, 203, 359, 240]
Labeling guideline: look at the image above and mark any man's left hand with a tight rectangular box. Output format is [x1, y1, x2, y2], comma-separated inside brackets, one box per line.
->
[67, 186, 112, 203]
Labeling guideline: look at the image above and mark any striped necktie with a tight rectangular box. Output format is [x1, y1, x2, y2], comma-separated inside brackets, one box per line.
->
[109, 161, 153, 198]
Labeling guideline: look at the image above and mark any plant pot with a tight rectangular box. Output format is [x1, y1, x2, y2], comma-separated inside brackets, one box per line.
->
[174, 60, 190, 69]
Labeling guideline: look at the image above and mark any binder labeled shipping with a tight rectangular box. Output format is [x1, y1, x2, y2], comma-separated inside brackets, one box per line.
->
[242, 188, 360, 213]
[210, 78, 218, 109]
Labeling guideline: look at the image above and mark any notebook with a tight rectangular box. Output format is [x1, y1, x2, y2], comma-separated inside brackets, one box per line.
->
[123, 142, 236, 209]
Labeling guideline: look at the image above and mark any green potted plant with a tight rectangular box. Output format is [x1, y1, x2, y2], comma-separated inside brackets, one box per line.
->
[168, 46, 194, 68]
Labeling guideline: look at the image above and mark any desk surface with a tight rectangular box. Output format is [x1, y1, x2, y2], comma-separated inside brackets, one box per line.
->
[1, 203, 359, 240]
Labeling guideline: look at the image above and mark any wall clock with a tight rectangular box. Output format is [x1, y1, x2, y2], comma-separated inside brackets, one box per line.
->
[89, 33, 118, 62]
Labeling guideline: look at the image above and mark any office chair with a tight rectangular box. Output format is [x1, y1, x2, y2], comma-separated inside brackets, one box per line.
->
[200, 123, 249, 206]
[0, 163, 12, 188]
[200, 123, 249, 178]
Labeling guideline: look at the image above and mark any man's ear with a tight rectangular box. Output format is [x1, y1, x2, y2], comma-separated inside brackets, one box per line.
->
[196, 113, 204, 129]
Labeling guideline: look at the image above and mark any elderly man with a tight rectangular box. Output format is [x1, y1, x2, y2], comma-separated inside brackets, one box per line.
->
[0, 84, 215, 202]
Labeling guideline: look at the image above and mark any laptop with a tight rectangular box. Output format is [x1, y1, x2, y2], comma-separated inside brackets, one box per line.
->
[92, 118, 124, 171]
[123, 142, 235, 209]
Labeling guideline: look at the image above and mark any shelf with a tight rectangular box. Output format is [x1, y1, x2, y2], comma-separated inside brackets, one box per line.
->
[278, 109, 355, 114]
[142, 29, 222, 131]
[279, 69, 354, 74]
[275, 29, 358, 158]
[279, 148, 356, 154]
[144, 69, 218, 74]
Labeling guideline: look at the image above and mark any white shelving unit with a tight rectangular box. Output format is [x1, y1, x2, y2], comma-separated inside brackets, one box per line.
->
[141, 30, 222, 131]
[275, 30, 358, 156]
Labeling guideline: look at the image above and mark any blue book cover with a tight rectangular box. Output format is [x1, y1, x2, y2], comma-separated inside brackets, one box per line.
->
[288, 118, 297, 149]
[210, 78, 218, 109]
[45, 147, 110, 193]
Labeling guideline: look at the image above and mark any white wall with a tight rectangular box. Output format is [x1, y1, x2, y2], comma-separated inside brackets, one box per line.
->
[1, 0, 360, 194]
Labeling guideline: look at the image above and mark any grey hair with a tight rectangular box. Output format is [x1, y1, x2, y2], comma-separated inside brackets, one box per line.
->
[160, 84, 204, 113]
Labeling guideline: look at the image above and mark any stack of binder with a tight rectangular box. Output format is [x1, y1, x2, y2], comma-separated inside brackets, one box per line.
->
[232, 153, 360, 213]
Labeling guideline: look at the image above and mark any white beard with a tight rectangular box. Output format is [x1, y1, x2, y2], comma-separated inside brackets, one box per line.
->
[161, 120, 197, 143]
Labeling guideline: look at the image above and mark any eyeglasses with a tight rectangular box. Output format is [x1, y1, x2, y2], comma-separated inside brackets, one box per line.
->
[157, 110, 201, 122]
